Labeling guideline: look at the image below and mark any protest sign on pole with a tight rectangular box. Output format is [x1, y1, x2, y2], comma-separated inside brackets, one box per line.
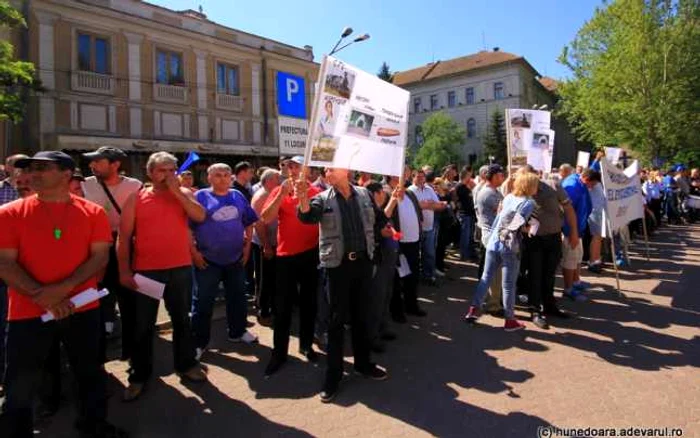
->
[576, 151, 591, 169]
[505, 109, 552, 171]
[605, 147, 622, 165]
[600, 158, 645, 232]
[303, 56, 409, 177]
[278, 117, 309, 156]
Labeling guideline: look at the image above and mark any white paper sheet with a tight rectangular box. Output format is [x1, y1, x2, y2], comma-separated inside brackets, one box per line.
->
[397, 254, 411, 278]
[41, 288, 109, 322]
[134, 274, 166, 300]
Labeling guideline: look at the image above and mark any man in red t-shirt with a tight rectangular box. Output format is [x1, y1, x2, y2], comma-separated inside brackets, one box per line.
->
[118, 151, 208, 402]
[0, 151, 126, 437]
[260, 156, 321, 376]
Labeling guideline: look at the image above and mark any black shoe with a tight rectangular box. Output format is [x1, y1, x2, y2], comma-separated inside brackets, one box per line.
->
[543, 307, 570, 319]
[405, 308, 427, 317]
[354, 364, 388, 381]
[370, 342, 386, 354]
[531, 313, 549, 329]
[264, 354, 287, 377]
[300, 348, 319, 363]
[392, 313, 407, 324]
[320, 382, 339, 403]
[380, 331, 397, 341]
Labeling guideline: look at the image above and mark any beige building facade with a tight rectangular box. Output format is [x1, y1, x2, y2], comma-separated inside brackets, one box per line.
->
[393, 49, 576, 167]
[3, 0, 318, 177]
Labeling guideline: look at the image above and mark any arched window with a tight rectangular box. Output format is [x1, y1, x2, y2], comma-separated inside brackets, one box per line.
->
[467, 118, 476, 138]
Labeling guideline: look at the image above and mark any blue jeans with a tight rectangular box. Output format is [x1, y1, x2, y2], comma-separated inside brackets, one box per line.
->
[420, 228, 437, 278]
[459, 215, 475, 259]
[471, 248, 521, 319]
[192, 260, 247, 349]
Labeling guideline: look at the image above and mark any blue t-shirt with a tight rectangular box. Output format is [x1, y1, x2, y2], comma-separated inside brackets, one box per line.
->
[192, 188, 258, 265]
[590, 159, 601, 172]
[561, 174, 592, 237]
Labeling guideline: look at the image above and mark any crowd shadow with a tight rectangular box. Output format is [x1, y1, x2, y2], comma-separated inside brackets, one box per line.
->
[34, 224, 698, 437]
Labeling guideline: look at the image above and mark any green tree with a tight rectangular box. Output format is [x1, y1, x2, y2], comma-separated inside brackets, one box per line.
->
[377, 62, 393, 82]
[0, 1, 41, 122]
[413, 112, 464, 170]
[557, 0, 700, 164]
[482, 110, 508, 166]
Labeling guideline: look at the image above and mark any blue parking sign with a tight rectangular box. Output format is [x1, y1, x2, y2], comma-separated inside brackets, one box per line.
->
[276, 72, 306, 119]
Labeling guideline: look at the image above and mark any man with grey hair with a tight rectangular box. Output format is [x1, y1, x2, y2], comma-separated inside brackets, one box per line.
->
[559, 163, 574, 180]
[117, 151, 208, 402]
[251, 168, 281, 325]
[190, 163, 259, 361]
[0, 154, 29, 205]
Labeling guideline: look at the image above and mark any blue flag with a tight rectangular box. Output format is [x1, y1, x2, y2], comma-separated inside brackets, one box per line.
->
[178, 151, 200, 174]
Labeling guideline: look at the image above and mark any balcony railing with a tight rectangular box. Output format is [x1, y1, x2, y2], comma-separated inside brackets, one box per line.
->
[216, 93, 243, 111]
[154, 83, 188, 104]
[71, 71, 114, 95]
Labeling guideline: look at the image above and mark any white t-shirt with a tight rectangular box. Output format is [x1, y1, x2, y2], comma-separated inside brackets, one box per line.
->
[82, 176, 143, 231]
[408, 184, 439, 231]
[398, 196, 420, 243]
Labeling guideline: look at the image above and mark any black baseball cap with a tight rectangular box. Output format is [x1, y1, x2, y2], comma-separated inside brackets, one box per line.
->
[83, 146, 127, 162]
[14, 151, 76, 171]
[486, 164, 505, 179]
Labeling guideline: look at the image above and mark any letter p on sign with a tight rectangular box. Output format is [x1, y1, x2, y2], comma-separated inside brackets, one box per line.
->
[286, 78, 299, 102]
[276, 72, 306, 119]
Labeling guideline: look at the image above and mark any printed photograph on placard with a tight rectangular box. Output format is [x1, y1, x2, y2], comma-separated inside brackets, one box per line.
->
[324, 62, 356, 99]
[511, 128, 528, 153]
[509, 110, 532, 128]
[347, 109, 375, 138]
[532, 132, 550, 149]
[319, 97, 339, 136]
[311, 135, 339, 163]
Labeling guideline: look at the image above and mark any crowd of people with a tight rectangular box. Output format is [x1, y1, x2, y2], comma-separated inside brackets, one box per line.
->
[0, 146, 697, 437]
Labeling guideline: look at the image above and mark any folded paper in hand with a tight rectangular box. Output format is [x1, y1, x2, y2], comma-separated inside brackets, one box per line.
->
[397, 254, 411, 278]
[134, 274, 165, 300]
[41, 288, 109, 322]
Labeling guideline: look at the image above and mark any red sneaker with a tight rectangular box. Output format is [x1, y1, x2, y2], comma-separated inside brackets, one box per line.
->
[504, 319, 526, 332]
[464, 306, 480, 324]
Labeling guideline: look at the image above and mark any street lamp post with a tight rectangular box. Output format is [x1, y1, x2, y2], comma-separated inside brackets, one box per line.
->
[329, 27, 370, 56]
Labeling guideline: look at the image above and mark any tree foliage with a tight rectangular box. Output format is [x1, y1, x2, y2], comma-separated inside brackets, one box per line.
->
[413, 112, 464, 170]
[0, 0, 41, 122]
[377, 62, 393, 82]
[482, 110, 508, 166]
[557, 0, 700, 165]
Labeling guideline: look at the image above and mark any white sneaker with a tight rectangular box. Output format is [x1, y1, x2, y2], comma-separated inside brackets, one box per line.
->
[435, 269, 446, 277]
[195, 347, 206, 361]
[229, 331, 259, 344]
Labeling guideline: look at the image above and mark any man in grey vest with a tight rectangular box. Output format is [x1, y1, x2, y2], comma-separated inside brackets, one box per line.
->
[297, 168, 388, 403]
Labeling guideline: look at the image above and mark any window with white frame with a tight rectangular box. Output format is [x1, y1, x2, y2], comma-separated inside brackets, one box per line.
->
[217, 63, 240, 95]
[77, 32, 110, 74]
[447, 91, 456, 108]
[156, 50, 184, 86]
[430, 94, 438, 110]
[466, 87, 475, 105]
[467, 118, 476, 138]
[494, 82, 504, 100]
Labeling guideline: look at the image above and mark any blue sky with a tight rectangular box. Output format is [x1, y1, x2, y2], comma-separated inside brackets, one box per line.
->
[149, 0, 602, 79]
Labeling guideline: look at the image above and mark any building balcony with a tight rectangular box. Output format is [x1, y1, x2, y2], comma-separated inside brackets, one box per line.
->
[71, 71, 114, 95]
[154, 83, 189, 104]
[215, 93, 243, 112]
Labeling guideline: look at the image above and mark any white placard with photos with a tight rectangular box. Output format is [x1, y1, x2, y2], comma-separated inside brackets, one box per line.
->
[505, 109, 552, 169]
[303, 56, 410, 177]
